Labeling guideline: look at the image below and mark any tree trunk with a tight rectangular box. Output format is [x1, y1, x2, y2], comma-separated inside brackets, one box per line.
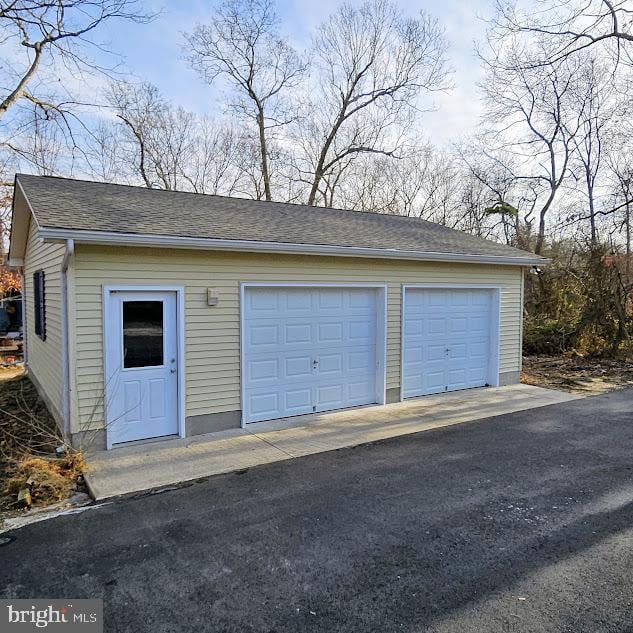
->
[117, 115, 152, 189]
[256, 108, 272, 201]
[307, 110, 348, 206]
[586, 167, 597, 246]
[0, 45, 43, 120]
[625, 199, 631, 274]
[534, 191, 556, 255]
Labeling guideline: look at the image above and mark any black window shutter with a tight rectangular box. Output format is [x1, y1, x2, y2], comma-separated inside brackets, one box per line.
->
[33, 271, 46, 341]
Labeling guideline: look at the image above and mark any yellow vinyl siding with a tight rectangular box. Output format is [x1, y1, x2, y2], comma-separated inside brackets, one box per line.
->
[23, 217, 66, 423]
[71, 245, 523, 432]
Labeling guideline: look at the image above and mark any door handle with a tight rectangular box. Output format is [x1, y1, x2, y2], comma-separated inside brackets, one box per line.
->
[170, 368, 177, 374]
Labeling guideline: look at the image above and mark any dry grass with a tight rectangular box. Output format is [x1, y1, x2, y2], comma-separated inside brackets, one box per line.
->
[6, 454, 85, 505]
[522, 355, 633, 395]
[0, 370, 86, 513]
[0, 366, 25, 382]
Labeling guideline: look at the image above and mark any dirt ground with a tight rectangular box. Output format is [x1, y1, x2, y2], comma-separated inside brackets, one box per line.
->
[522, 355, 633, 394]
[0, 368, 86, 519]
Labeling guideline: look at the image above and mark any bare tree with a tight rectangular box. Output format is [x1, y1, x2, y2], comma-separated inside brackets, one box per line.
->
[567, 56, 620, 246]
[0, 0, 152, 257]
[542, 55, 633, 243]
[0, 0, 151, 121]
[335, 146, 459, 221]
[608, 152, 633, 262]
[604, 112, 633, 243]
[294, 0, 449, 206]
[91, 81, 258, 197]
[0, 155, 16, 252]
[184, 0, 306, 201]
[106, 81, 202, 190]
[490, 0, 633, 67]
[0, 110, 66, 249]
[184, 117, 246, 196]
[478, 36, 587, 254]
[332, 144, 520, 243]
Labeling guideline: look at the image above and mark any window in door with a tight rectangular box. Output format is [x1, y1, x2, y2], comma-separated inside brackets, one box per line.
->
[122, 300, 164, 368]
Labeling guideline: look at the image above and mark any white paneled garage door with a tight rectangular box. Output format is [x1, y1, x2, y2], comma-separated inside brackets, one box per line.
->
[243, 286, 382, 424]
[402, 288, 498, 399]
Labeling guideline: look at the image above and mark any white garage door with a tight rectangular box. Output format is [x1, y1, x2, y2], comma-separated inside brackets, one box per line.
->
[243, 287, 379, 423]
[402, 288, 495, 399]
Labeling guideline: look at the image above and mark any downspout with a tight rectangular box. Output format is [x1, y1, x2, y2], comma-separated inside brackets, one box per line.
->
[61, 239, 74, 442]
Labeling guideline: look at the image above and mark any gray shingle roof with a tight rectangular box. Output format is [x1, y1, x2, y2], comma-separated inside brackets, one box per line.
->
[16, 174, 542, 262]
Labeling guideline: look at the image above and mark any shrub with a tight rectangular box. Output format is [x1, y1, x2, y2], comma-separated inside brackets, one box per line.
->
[524, 242, 633, 359]
[523, 316, 579, 355]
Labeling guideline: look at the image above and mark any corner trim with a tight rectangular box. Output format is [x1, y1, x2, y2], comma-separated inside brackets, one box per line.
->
[60, 239, 74, 439]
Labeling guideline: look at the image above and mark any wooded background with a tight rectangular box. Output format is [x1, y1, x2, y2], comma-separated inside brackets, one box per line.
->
[1, 0, 632, 357]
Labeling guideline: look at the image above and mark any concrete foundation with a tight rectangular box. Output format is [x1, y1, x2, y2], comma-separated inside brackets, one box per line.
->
[498, 371, 521, 386]
[76, 372, 523, 451]
[186, 411, 242, 435]
[71, 429, 107, 452]
[386, 388, 400, 404]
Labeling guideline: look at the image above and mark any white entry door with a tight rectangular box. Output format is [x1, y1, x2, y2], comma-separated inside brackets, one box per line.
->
[243, 287, 379, 423]
[105, 290, 179, 445]
[402, 288, 496, 398]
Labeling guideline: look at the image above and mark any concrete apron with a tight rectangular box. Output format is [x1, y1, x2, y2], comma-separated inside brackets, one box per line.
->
[84, 384, 582, 501]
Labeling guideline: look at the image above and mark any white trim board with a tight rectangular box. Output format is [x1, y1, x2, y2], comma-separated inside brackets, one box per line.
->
[102, 284, 186, 449]
[400, 284, 501, 401]
[239, 282, 388, 427]
[37, 227, 546, 267]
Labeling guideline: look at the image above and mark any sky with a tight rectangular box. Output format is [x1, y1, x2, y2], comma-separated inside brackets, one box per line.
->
[94, 0, 495, 146]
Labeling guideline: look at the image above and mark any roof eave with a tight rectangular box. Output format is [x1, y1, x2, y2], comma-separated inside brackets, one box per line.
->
[37, 227, 548, 267]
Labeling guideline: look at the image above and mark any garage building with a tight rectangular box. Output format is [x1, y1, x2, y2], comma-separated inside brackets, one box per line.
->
[8, 174, 543, 449]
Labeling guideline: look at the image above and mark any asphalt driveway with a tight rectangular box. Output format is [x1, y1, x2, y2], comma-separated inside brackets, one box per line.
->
[3, 389, 633, 632]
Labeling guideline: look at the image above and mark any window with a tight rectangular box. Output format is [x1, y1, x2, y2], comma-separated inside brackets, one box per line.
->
[33, 270, 46, 341]
[122, 300, 164, 368]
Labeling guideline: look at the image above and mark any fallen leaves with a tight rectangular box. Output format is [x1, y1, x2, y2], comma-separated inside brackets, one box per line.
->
[521, 355, 633, 395]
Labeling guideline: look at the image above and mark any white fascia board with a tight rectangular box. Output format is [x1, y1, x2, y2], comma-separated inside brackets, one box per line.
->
[8, 178, 36, 263]
[37, 227, 548, 267]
